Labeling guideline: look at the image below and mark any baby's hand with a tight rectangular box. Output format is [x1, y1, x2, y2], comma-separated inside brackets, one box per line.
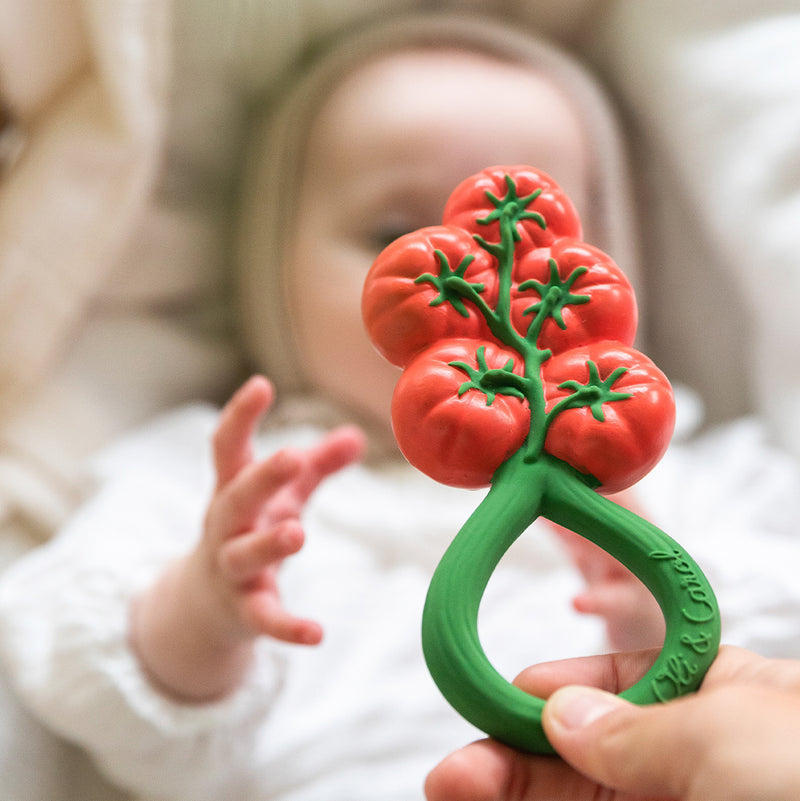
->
[131, 376, 364, 702]
[201, 375, 365, 645]
[550, 491, 665, 651]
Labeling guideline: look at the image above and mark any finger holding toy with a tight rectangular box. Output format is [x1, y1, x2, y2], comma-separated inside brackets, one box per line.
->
[426, 647, 800, 801]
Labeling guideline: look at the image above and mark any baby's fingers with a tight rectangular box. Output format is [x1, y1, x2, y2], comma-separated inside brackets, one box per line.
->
[207, 450, 301, 539]
[213, 376, 274, 487]
[219, 520, 305, 584]
[573, 580, 665, 651]
[241, 594, 323, 646]
[295, 425, 366, 502]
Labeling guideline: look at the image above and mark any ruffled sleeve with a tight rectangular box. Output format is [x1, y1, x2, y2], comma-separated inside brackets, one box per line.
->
[0, 407, 287, 800]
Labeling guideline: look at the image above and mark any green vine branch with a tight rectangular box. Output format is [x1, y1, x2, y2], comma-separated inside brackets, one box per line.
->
[472, 175, 546, 252]
[414, 251, 485, 319]
[421, 174, 629, 465]
[547, 362, 632, 424]
[449, 345, 530, 406]
[521, 259, 589, 341]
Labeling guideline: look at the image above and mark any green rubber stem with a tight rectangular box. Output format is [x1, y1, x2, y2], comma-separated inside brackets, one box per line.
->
[421, 450, 721, 753]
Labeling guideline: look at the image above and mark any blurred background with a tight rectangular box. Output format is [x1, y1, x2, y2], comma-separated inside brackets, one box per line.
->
[1, 1, 799, 798]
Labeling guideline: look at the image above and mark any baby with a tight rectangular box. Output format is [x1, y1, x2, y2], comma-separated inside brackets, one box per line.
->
[2, 10, 798, 801]
[0, 14, 639, 800]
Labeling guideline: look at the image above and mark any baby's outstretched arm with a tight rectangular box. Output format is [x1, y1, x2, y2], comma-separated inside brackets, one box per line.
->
[130, 376, 365, 703]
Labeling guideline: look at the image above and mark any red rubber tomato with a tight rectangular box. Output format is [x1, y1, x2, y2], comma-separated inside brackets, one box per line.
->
[442, 165, 581, 256]
[391, 339, 529, 488]
[511, 238, 638, 352]
[542, 342, 675, 494]
[362, 226, 498, 367]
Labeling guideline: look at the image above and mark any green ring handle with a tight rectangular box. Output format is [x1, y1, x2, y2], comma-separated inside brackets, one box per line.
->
[422, 450, 721, 753]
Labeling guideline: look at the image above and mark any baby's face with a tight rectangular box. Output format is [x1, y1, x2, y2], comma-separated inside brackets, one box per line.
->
[286, 47, 590, 428]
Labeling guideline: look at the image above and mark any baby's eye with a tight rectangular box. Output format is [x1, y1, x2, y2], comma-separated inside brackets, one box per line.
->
[369, 222, 414, 251]
[364, 198, 442, 253]
[0, 99, 25, 176]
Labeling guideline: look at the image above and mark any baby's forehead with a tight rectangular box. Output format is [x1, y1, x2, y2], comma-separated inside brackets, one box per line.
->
[312, 46, 579, 127]
[302, 45, 590, 222]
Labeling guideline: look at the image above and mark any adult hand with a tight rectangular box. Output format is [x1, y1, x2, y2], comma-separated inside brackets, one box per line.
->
[425, 645, 800, 801]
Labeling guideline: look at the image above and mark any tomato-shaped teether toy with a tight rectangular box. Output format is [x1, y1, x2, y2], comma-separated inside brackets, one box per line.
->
[362, 166, 720, 753]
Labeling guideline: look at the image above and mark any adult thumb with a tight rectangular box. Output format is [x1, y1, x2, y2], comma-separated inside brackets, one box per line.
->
[542, 685, 699, 798]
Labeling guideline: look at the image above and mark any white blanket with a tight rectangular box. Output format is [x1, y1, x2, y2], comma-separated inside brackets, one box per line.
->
[587, 1, 800, 449]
